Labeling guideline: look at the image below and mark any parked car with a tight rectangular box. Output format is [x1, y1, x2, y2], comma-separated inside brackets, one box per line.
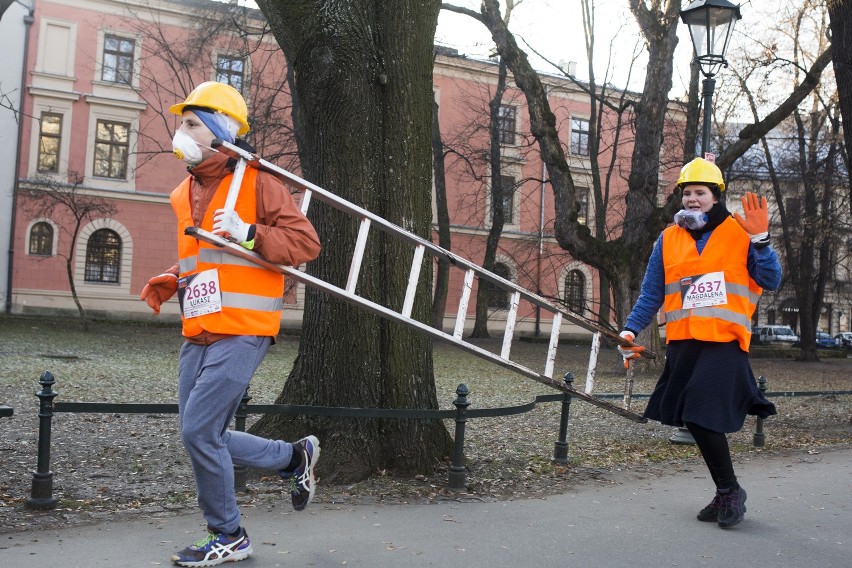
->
[834, 332, 852, 349]
[752, 325, 799, 346]
[792, 331, 838, 348]
[816, 331, 836, 348]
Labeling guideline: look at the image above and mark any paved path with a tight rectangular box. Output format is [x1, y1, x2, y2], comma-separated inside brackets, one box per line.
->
[3, 447, 850, 568]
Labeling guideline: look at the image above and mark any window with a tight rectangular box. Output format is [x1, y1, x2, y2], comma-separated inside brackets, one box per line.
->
[491, 175, 516, 224]
[498, 105, 516, 145]
[102, 35, 135, 85]
[216, 55, 246, 93]
[485, 262, 513, 309]
[94, 120, 129, 179]
[570, 118, 590, 156]
[29, 222, 54, 256]
[576, 186, 589, 225]
[37, 113, 62, 173]
[565, 270, 585, 314]
[84, 229, 121, 283]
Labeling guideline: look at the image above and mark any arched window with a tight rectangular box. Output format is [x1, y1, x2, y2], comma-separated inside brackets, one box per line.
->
[565, 270, 585, 314]
[84, 229, 121, 283]
[29, 222, 54, 256]
[485, 262, 512, 309]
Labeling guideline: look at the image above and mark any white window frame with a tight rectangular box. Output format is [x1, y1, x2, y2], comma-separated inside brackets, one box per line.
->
[25, 218, 59, 257]
[74, 218, 133, 296]
[93, 29, 142, 90]
[212, 50, 251, 94]
[26, 96, 75, 180]
[484, 256, 518, 315]
[485, 166, 521, 231]
[34, 17, 77, 80]
[560, 262, 593, 318]
[83, 101, 142, 190]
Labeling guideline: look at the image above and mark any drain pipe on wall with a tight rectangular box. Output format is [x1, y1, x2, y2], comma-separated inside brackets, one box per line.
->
[5, 0, 35, 314]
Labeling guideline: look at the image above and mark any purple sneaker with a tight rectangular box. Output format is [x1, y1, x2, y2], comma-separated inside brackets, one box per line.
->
[717, 486, 747, 528]
[697, 491, 723, 522]
[281, 435, 320, 511]
[170, 527, 252, 566]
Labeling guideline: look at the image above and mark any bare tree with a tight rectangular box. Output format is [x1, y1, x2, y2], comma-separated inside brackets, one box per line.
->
[718, 1, 847, 362]
[430, 93, 453, 329]
[827, 0, 852, 205]
[20, 173, 117, 328]
[121, 1, 298, 168]
[444, 0, 834, 346]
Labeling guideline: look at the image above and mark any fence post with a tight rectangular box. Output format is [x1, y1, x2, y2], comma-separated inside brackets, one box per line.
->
[233, 387, 252, 493]
[753, 375, 767, 448]
[448, 383, 470, 490]
[553, 372, 574, 464]
[26, 371, 59, 510]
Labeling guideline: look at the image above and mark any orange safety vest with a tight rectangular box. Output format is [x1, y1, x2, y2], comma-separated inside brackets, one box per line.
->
[662, 217, 761, 352]
[170, 167, 285, 338]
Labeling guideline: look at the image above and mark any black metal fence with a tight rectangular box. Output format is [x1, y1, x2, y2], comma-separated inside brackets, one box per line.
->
[21, 370, 852, 510]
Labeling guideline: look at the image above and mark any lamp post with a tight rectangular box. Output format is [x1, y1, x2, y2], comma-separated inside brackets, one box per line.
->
[680, 0, 742, 157]
[670, 0, 742, 446]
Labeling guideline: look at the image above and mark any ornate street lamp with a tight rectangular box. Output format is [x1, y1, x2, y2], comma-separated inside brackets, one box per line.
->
[670, 1, 742, 447]
[680, 0, 742, 156]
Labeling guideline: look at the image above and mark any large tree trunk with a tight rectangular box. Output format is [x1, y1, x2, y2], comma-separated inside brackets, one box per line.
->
[827, 0, 852, 210]
[252, 0, 449, 482]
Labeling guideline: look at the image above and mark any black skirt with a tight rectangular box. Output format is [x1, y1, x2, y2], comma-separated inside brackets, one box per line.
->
[643, 339, 777, 433]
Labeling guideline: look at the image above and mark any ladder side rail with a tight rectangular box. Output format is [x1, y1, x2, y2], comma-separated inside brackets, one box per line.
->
[213, 140, 654, 359]
[187, 228, 646, 423]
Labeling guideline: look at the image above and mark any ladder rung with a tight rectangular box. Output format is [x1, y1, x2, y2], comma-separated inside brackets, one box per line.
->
[544, 312, 562, 378]
[346, 218, 371, 294]
[299, 189, 313, 215]
[402, 244, 425, 318]
[223, 158, 247, 212]
[454, 269, 475, 339]
[500, 290, 521, 360]
[585, 332, 601, 394]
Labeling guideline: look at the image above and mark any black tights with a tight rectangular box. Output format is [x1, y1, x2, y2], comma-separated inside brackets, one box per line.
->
[685, 421, 738, 491]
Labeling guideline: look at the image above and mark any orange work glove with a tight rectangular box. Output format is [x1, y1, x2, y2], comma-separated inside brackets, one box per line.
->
[617, 330, 645, 369]
[139, 273, 178, 315]
[733, 192, 769, 242]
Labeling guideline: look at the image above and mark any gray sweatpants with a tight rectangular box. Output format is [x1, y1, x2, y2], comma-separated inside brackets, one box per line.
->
[178, 335, 295, 534]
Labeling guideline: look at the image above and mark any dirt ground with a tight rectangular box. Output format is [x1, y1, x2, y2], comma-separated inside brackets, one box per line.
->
[1, 315, 850, 533]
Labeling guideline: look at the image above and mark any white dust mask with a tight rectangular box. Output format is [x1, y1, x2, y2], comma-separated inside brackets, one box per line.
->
[172, 130, 203, 164]
[674, 209, 708, 230]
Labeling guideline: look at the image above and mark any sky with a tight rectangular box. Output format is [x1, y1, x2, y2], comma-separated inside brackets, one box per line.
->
[226, 0, 776, 97]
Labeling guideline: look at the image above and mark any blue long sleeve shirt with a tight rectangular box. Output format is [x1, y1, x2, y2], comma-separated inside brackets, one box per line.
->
[625, 228, 782, 335]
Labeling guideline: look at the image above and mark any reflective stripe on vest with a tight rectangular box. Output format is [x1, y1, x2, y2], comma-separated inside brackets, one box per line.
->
[170, 167, 285, 338]
[662, 216, 761, 352]
[179, 249, 264, 273]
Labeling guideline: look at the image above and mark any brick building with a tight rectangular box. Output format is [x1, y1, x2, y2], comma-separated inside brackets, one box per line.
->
[2, 0, 687, 337]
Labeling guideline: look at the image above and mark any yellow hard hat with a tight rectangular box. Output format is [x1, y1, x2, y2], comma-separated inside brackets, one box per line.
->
[169, 81, 250, 136]
[676, 157, 725, 192]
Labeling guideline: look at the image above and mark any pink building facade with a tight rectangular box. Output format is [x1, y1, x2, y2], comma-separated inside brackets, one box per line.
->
[5, 0, 684, 337]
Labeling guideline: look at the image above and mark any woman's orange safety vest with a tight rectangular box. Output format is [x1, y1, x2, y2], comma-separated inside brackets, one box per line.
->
[662, 217, 761, 352]
[170, 167, 285, 338]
